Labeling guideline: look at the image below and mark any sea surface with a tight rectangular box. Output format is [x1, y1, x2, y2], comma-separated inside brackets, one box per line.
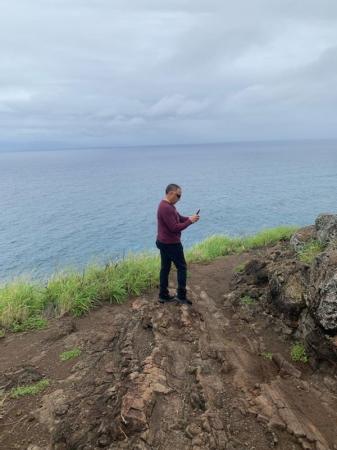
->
[1, 140, 337, 282]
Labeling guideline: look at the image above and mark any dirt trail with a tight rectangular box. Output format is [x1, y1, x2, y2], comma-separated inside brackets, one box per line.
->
[1, 247, 337, 450]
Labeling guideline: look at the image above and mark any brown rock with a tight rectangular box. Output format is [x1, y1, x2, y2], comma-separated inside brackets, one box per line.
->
[272, 353, 301, 378]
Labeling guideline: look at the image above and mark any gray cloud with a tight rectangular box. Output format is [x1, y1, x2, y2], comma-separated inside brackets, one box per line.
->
[1, 1, 337, 149]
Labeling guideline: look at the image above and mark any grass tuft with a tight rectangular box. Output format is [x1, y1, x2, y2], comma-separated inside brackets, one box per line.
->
[186, 226, 298, 263]
[0, 279, 46, 330]
[186, 235, 243, 262]
[10, 379, 50, 399]
[261, 351, 273, 360]
[290, 342, 308, 363]
[60, 347, 82, 361]
[297, 240, 325, 264]
[10, 316, 48, 333]
[46, 269, 100, 317]
[240, 295, 255, 305]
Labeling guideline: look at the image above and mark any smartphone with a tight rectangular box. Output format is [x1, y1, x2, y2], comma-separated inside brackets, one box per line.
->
[196, 209, 200, 215]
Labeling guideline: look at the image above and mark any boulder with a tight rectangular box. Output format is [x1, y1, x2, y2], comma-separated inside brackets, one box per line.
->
[297, 309, 337, 363]
[38, 389, 69, 432]
[309, 250, 337, 333]
[243, 259, 269, 285]
[315, 213, 337, 247]
[316, 274, 337, 333]
[269, 267, 308, 320]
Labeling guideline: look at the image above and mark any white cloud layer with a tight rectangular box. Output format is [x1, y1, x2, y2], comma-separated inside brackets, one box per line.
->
[1, 0, 337, 149]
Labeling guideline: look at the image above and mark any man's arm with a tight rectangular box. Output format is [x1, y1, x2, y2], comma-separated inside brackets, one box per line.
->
[161, 207, 192, 233]
[178, 212, 189, 223]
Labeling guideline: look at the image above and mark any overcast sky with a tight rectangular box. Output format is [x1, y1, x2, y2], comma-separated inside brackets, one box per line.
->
[1, 0, 337, 150]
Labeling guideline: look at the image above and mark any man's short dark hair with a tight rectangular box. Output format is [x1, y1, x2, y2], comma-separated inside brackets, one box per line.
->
[165, 183, 181, 194]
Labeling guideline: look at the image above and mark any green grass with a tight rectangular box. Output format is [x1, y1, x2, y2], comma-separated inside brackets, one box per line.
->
[240, 295, 255, 305]
[10, 316, 48, 333]
[10, 379, 50, 399]
[0, 279, 46, 329]
[60, 347, 82, 361]
[186, 226, 298, 263]
[290, 342, 308, 363]
[45, 253, 160, 317]
[0, 226, 298, 331]
[297, 239, 325, 264]
[0, 329, 5, 338]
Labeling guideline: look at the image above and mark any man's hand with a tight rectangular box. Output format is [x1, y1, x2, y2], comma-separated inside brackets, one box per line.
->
[189, 214, 200, 223]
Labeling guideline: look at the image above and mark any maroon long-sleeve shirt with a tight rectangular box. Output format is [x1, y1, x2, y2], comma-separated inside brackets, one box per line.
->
[157, 199, 192, 244]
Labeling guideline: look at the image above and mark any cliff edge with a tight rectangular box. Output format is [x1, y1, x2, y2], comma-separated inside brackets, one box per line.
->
[1, 214, 337, 450]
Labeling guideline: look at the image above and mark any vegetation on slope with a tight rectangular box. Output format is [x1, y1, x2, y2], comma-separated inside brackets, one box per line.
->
[0, 226, 298, 331]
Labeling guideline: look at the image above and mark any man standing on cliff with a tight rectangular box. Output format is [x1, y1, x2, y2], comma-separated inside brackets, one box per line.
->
[156, 183, 200, 305]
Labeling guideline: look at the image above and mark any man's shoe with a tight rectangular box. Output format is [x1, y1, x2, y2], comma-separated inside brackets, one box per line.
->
[158, 294, 176, 303]
[176, 297, 192, 305]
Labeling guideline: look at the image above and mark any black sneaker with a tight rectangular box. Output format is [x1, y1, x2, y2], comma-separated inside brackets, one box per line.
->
[176, 297, 193, 305]
[158, 294, 176, 303]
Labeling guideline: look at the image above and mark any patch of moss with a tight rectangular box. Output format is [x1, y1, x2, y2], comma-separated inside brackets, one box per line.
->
[261, 351, 273, 360]
[298, 240, 325, 264]
[60, 348, 82, 361]
[290, 342, 308, 363]
[10, 379, 50, 399]
[241, 295, 255, 305]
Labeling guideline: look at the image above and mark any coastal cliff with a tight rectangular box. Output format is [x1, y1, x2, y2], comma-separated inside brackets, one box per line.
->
[229, 213, 337, 368]
[0, 215, 337, 450]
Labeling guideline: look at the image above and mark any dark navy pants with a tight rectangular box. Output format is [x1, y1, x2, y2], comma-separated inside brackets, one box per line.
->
[156, 240, 187, 298]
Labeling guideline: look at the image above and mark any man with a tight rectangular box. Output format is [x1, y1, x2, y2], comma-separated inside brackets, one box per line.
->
[156, 183, 200, 305]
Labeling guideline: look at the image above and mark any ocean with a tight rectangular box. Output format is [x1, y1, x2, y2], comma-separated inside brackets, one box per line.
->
[1, 140, 336, 282]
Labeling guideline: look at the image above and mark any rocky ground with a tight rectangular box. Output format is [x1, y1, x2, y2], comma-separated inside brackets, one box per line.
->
[1, 220, 337, 449]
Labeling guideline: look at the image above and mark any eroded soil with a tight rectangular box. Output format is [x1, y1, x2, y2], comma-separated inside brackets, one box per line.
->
[1, 245, 337, 450]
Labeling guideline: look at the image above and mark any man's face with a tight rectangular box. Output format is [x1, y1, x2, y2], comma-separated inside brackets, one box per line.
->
[168, 188, 182, 204]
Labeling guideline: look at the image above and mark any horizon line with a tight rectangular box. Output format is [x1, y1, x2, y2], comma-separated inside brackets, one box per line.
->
[0, 137, 337, 153]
